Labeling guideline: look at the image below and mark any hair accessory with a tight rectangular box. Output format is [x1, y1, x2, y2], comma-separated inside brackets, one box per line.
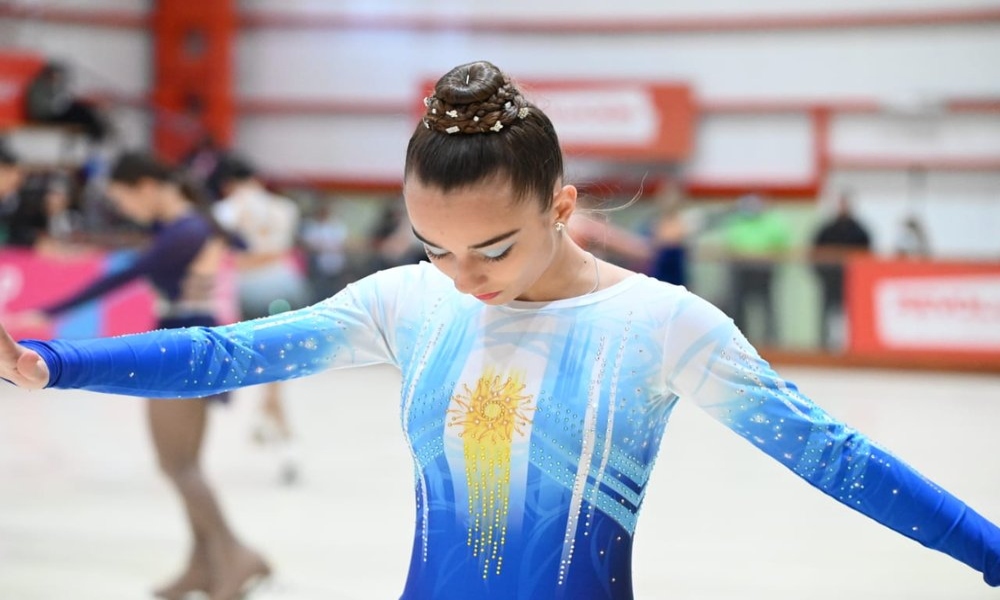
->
[555, 222, 566, 232]
[473, 116, 479, 122]
[423, 96, 432, 107]
[517, 107, 530, 119]
[504, 102, 511, 109]
[446, 110, 458, 118]
[445, 125, 460, 134]
[431, 108, 437, 114]
[490, 121, 503, 132]
[422, 119, 430, 129]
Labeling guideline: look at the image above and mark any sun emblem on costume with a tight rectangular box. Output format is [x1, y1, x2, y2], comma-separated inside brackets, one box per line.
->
[447, 368, 535, 578]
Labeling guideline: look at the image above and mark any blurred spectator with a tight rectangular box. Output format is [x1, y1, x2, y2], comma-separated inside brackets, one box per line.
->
[722, 193, 792, 346]
[645, 181, 690, 286]
[301, 202, 350, 302]
[0, 144, 47, 247]
[180, 133, 227, 201]
[213, 154, 310, 484]
[25, 60, 110, 143]
[0, 143, 23, 244]
[369, 201, 424, 270]
[811, 191, 872, 351]
[42, 173, 81, 243]
[895, 214, 932, 258]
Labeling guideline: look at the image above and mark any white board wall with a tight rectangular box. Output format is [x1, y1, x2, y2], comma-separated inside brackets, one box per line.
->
[3, 1, 999, 257]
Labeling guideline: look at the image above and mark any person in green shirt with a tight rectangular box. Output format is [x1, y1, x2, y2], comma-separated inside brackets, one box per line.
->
[722, 193, 792, 345]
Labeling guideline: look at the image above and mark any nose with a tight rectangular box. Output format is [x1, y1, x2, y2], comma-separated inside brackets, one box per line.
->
[452, 257, 487, 294]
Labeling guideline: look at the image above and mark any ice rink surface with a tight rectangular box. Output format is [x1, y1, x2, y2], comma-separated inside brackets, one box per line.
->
[1, 364, 998, 600]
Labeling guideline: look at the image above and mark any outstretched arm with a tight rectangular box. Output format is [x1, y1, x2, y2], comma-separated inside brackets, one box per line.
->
[43, 219, 209, 317]
[8, 266, 418, 399]
[0, 321, 50, 389]
[662, 292, 1000, 586]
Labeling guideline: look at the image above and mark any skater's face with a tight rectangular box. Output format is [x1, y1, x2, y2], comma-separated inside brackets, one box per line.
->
[107, 179, 159, 224]
[404, 174, 578, 304]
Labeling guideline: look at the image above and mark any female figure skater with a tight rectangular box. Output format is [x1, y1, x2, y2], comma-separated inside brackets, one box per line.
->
[2, 63, 998, 599]
[13, 152, 270, 600]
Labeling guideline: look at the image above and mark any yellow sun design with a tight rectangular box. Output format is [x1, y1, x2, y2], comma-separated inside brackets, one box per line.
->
[447, 368, 535, 578]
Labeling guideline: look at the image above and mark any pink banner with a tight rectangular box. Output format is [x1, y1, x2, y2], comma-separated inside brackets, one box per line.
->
[0, 248, 156, 341]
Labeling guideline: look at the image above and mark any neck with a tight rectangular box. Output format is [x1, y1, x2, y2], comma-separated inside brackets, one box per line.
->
[519, 239, 599, 302]
[156, 190, 192, 223]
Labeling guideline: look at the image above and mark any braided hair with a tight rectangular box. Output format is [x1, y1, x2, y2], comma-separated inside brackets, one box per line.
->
[404, 61, 564, 211]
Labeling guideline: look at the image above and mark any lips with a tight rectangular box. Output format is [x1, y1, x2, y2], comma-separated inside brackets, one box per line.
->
[474, 291, 501, 301]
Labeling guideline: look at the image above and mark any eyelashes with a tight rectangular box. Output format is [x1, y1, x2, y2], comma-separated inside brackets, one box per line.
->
[423, 247, 448, 260]
[481, 248, 512, 262]
[423, 244, 513, 263]
[479, 243, 514, 261]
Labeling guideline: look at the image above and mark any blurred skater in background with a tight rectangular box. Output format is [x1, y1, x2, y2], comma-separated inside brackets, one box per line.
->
[8, 152, 270, 600]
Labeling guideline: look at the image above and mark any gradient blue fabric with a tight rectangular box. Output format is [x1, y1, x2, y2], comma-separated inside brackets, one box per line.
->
[22, 263, 1000, 598]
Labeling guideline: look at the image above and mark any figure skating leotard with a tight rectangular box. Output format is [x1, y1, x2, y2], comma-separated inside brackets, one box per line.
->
[22, 263, 1000, 599]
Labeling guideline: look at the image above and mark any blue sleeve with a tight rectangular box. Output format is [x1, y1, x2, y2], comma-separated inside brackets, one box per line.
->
[22, 274, 400, 398]
[663, 292, 1000, 586]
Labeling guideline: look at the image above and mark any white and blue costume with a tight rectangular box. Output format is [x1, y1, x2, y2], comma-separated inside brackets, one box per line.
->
[21, 263, 1000, 599]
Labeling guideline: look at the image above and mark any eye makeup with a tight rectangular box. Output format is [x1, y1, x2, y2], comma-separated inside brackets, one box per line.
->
[423, 244, 449, 260]
[479, 242, 514, 261]
[423, 242, 514, 263]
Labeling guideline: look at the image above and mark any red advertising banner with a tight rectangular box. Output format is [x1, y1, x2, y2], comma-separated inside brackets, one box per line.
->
[847, 256, 1000, 367]
[0, 51, 45, 129]
[418, 78, 695, 162]
[0, 248, 156, 341]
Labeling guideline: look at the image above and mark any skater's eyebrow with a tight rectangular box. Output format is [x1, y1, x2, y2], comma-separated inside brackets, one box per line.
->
[411, 228, 520, 250]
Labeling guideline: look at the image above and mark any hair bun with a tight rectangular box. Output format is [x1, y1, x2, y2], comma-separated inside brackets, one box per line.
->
[422, 60, 531, 135]
[435, 61, 505, 105]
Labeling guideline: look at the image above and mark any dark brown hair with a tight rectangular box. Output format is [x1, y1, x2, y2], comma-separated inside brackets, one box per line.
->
[404, 61, 564, 211]
[109, 151, 242, 247]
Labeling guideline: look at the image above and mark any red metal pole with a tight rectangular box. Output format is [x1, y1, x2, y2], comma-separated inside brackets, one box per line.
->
[151, 0, 235, 160]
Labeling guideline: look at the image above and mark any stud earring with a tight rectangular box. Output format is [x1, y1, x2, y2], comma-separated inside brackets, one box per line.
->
[555, 222, 566, 233]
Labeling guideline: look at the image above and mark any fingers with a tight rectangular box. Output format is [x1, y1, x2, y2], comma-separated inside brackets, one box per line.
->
[0, 323, 50, 389]
[0, 321, 19, 362]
